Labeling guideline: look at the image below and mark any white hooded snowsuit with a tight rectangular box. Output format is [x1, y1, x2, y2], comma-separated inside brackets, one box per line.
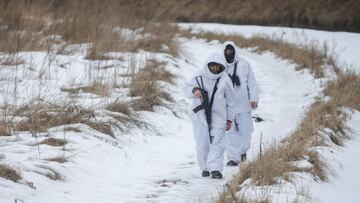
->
[184, 53, 238, 172]
[224, 41, 259, 163]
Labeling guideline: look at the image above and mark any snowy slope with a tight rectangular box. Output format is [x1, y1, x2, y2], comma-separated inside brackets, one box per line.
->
[311, 109, 360, 203]
[180, 23, 360, 72]
[0, 36, 321, 202]
[2, 23, 359, 203]
[178, 23, 360, 203]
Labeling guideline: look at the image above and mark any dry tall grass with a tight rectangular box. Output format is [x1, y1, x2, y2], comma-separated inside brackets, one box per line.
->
[106, 102, 132, 116]
[46, 154, 67, 163]
[130, 59, 174, 111]
[0, 164, 21, 182]
[0, 120, 12, 136]
[325, 71, 360, 111]
[39, 138, 68, 147]
[61, 82, 110, 97]
[114, 0, 360, 32]
[1, 0, 180, 120]
[14, 102, 94, 133]
[204, 33, 360, 203]
[184, 31, 330, 78]
[0, 0, 181, 56]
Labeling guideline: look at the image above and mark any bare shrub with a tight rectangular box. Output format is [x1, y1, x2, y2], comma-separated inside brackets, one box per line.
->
[0, 164, 21, 182]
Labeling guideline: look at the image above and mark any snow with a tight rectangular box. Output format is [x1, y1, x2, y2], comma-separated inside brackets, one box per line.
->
[179, 23, 360, 72]
[0, 36, 320, 202]
[1, 23, 360, 203]
[311, 109, 360, 203]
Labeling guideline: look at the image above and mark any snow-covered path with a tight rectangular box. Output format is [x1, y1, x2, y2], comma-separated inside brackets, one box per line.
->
[0, 38, 321, 202]
[113, 39, 320, 202]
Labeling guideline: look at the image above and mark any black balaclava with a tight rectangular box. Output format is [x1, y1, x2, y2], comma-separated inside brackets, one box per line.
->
[224, 44, 235, 63]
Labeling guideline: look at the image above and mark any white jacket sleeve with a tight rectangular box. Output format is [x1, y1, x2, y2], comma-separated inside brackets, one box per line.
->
[247, 63, 259, 102]
[183, 76, 198, 98]
[224, 77, 238, 121]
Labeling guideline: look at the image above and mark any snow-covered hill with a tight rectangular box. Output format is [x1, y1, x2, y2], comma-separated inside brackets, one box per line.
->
[1, 24, 359, 203]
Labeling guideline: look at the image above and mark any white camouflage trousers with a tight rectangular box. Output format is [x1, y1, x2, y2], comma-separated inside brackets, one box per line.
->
[193, 124, 225, 172]
[226, 112, 254, 162]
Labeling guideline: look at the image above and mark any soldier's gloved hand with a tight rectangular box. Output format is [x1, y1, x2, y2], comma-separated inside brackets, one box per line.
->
[194, 90, 202, 98]
[192, 87, 202, 99]
[226, 120, 232, 131]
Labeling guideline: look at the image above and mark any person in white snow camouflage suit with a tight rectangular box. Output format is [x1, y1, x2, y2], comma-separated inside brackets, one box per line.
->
[184, 52, 238, 179]
[223, 41, 259, 166]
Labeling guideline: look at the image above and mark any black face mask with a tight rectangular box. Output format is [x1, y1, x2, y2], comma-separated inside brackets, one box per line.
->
[224, 45, 235, 63]
[225, 52, 235, 63]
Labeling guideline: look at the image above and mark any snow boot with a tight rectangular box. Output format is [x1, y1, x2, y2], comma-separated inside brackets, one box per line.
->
[202, 171, 210, 177]
[211, 171, 223, 179]
[226, 160, 238, 166]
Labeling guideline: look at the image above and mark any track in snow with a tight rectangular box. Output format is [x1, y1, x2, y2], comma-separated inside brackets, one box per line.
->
[0, 38, 321, 203]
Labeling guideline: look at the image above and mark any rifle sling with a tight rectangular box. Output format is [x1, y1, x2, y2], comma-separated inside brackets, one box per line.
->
[228, 61, 238, 86]
[209, 78, 220, 109]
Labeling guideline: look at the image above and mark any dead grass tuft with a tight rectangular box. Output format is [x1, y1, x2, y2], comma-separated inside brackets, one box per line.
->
[15, 102, 94, 133]
[0, 164, 21, 182]
[61, 82, 110, 97]
[106, 102, 132, 116]
[0, 56, 24, 66]
[88, 122, 114, 138]
[287, 99, 347, 147]
[306, 151, 328, 181]
[46, 154, 67, 163]
[46, 171, 62, 181]
[0, 120, 12, 136]
[241, 145, 296, 186]
[325, 71, 360, 111]
[64, 127, 81, 132]
[129, 59, 174, 111]
[138, 23, 181, 56]
[39, 137, 67, 147]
